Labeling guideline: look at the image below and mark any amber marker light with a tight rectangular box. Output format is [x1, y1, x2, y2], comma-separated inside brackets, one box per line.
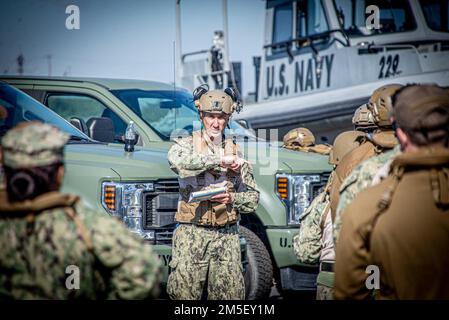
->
[103, 185, 116, 211]
[277, 177, 289, 199]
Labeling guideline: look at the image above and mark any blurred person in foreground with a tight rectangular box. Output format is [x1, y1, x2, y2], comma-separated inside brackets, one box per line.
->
[0, 121, 161, 299]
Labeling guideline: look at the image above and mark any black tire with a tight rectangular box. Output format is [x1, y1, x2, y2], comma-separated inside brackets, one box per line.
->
[240, 226, 273, 300]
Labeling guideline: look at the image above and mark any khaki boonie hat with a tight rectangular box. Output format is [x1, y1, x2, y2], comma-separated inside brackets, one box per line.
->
[1, 121, 69, 169]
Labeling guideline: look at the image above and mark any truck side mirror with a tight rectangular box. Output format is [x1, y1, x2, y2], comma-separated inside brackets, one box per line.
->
[86, 117, 115, 143]
[236, 119, 250, 129]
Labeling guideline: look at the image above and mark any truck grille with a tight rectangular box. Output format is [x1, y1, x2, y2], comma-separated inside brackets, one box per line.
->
[154, 179, 179, 193]
[142, 179, 179, 243]
[311, 172, 331, 199]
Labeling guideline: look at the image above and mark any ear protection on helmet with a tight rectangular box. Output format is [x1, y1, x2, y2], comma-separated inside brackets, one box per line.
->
[224, 87, 243, 114]
[193, 84, 209, 101]
[224, 87, 237, 101]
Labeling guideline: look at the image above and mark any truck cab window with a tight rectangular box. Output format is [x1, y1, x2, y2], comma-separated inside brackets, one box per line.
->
[46, 93, 127, 143]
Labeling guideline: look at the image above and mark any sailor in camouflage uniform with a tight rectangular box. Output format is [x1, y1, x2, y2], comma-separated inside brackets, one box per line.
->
[293, 126, 366, 300]
[328, 85, 402, 225]
[293, 93, 400, 300]
[0, 122, 161, 299]
[333, 84, 403, 245]
[167, 85, 259, 300]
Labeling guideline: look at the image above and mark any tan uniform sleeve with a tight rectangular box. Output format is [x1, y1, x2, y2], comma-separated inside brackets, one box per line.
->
[334, 200, 372, 300]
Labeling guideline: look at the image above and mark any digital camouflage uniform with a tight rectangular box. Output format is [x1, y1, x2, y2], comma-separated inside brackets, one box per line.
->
[333, 145, 401, 244]
[293, 191, 329, 265]
[292, 186, 334, 300]
[167, 89, 259, 300]
[0, 122, 161, 299]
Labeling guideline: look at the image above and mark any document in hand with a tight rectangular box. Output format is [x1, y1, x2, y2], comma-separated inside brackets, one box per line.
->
[188, 186, 227, 203]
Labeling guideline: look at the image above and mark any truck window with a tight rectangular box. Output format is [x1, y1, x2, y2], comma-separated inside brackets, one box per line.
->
[112, 89, 258, 141]
[138, 96, 198, 137]
[0, 84, 89, 140]
[420, 0, 449, 32]
[333, 0, 416, 36]
[46, 93, 127, 142]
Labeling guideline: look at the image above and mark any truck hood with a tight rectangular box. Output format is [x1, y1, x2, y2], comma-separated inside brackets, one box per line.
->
[146, 140, 331, 175]
[65, 143, 177, 179]
[275, 146, 332, 174]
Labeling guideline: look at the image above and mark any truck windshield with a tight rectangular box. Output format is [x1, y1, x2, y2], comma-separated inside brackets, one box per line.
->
[111, 89, 257, 141]
[0, 83, 91, 142]
[333, 0, 416, 36]
[420, 0, 449, 32]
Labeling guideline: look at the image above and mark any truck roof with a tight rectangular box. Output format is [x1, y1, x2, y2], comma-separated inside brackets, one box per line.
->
[0, 75, 179, 91]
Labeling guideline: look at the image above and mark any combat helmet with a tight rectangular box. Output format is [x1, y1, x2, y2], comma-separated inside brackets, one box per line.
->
[368, 84, 403, 127]
[193, 84, 242, 115]
[352, 104, 377, 131]
[283, 127, 315, 148]
[329, 130, 366, 165]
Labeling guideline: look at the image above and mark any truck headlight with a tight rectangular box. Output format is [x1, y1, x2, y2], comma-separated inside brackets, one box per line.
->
[276, 174, 321, 226]
[101, 181, 154, 238]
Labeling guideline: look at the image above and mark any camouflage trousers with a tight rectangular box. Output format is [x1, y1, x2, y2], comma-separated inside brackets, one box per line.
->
[316, 270, 334, 300]
[316, 284, 334, 300]
[167, 223, 245, 300]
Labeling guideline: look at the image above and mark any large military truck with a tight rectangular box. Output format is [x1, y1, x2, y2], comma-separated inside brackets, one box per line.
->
[2, 77, 332, 299]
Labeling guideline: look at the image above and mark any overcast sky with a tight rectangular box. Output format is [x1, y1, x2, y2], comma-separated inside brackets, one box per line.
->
[0, 0, 266, 96]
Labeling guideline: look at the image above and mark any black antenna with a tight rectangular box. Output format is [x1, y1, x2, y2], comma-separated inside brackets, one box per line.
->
[173, 40, 176, 96]
[173, 40, 177, 130]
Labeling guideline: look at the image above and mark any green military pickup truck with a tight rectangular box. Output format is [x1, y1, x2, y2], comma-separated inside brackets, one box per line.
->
[2, 76, 332, 299]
